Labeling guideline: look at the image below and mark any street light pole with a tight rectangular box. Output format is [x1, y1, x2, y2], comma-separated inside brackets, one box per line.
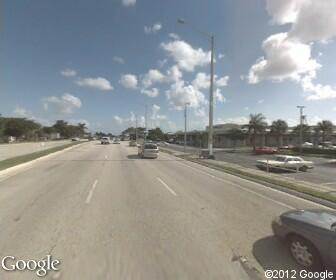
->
[184, 102, 190, 153]
[135, 114, 138, 143]
[297, 106, 305, 154]
[144, 104, 148, 143]
[208, 35, 215, 158]
[177, 18, 215, 159]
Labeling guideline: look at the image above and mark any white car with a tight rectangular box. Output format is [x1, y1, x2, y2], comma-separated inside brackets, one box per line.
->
[101, 137, 110, 144]
[138, 143, 159, 158]
[256, 155, 314, 172]
[113, 138, 120, 144]
[302, 142, 313, 148]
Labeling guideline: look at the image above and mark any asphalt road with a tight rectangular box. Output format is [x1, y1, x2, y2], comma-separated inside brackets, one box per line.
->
[0, 140, 73, 161]
[167, 144, 336, 187]
[0, 141, 331, 279]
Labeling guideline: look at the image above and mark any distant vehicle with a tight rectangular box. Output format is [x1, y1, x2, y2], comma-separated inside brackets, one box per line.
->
[157, 141, 169, 146]
[320, 142, 336, 150]
[256, 155, 314, 172]
[129, 140, 137, 146]
[138, 143, 159, 158]
[302, 142, 314, 148]
[280, 145, 294, 149]
[255, 146, 278, 155]
[113, 138, 120, 144]
[101, 137, 110, 144]
[72, 137, 80, 141]
[272, 209, 336, 270]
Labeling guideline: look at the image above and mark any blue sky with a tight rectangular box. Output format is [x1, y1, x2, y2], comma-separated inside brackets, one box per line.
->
[1, 0, 336, 133]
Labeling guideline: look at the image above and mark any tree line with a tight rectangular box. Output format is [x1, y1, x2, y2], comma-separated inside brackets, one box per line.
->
[0, 115, 88, 141]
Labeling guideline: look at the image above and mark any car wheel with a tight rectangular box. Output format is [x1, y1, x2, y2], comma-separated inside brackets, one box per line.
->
[299, 166, 308, 172]
[288, 235, 323, 271]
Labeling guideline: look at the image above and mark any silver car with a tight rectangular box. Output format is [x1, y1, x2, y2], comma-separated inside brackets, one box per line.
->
[138, 143, 159, 158]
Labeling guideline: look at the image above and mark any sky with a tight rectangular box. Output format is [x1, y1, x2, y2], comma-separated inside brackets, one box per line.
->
[1, 0, 336, 134]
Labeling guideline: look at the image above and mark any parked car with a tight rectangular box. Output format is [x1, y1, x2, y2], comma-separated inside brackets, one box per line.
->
[113, 138, 120, 144]
[256, 155, 314, 172]
[129, 140, 137, 146]
[272, 209, 336, 271]
[72, 137, 80, 141]
[302, 142, 314, 148]
[101, 137, 110, 144]
[138, 143, 159, 158]
[157, 141, 169, 146]
[255, 146, 278, 155]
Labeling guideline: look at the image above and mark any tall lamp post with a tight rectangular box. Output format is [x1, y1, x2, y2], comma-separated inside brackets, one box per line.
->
[178, 18, 215, 158]
[297, 105, 305, 154]
[184, 102, 190, 153]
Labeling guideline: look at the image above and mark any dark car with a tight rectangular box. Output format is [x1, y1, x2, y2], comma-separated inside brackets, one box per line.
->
[272, 209, 336, 271]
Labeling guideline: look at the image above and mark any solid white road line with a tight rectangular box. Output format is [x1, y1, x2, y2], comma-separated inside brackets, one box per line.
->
[160, 153, 333, 210]
[85, 179, 98, 204]
[157, 177, 177, 196]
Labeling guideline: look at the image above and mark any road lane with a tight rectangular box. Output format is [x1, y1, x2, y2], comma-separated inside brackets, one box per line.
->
[0, 141, 329, 279]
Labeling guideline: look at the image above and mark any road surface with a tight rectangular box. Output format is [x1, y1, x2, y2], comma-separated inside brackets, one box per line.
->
[0, 141, 330, 279]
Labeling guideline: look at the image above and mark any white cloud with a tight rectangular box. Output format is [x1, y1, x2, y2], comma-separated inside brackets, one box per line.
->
[144, 22, 162, 34]
[161, 40, 210, 72]
[301, 75, 336, 100]
[13, 107, 32, 118]
[257, 99, 264, 104]
[60, 69, 77, 77]
[244, 107, 249, 111]
[142, 69, 165, 88]
[141, 88, 159, 98]
[157, 59, 168, 68]
[216, 75, 229, 87]
[251, 0, 336, 101]
[218, 53, 225, 60]
[248, 33, 320, 84]
[192, 73, 229, 89]
[149, 104, 167, 128]
[122, 0, 136, 7]
[166, 79, 207, 109]
[168, 33, 180, 40]
[165, 65, 183, 82]
[119, 74, 138, 89]
[113, 112, 144, 128]
[113, 56, 125, 64]
[42, 93, 82, 114]
[215, 89, 226, 103]
[75, 77, 113, 91]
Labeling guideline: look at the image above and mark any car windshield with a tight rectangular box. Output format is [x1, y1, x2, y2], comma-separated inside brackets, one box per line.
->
[2, 0, 335, 279]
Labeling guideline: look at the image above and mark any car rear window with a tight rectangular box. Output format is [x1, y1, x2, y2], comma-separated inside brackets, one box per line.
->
[144, 144, 157, 149]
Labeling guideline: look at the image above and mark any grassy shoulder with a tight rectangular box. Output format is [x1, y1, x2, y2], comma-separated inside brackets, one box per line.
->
[160, 148, 336, 205]
[0, 142, 81, 171]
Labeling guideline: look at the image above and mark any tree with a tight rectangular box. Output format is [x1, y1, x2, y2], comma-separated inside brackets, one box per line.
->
[271, 119, 288, 148]
[148, 127, 164, 141]
[317, 120, 334, 144]
[244, 113, 267, 151]
[226, 128, 246, 151]
[3, 118, 40, 139]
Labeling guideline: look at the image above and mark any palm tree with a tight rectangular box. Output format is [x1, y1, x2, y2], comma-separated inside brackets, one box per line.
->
[271, 119, 288, 148]
[317, 120, 334, 144]
[244, 113, 267, 151]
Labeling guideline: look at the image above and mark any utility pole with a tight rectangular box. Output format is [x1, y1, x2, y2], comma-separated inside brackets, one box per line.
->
[208, 35, 215, 158]
[135, 114, 138, 143]
[177, 19, 215, 159]
[297, 106, 305, 154]
[184, 102, 190, 153]
[144, 104, 148, 143]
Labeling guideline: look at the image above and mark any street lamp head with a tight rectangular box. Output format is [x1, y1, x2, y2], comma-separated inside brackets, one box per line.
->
[177, 18, 185, 24]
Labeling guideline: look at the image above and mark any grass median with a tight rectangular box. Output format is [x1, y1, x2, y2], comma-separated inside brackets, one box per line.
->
[0, 142, 81, 172]
[160, 148, 336, 205]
